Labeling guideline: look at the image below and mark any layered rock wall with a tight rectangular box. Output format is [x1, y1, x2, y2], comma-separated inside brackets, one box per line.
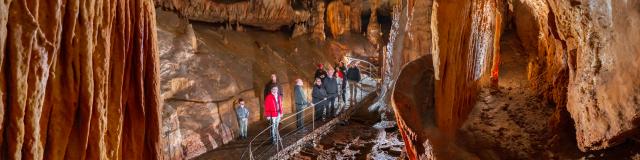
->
[0, 0, 161, 159]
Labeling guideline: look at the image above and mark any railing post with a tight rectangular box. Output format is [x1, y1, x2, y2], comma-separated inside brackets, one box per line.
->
[312, 103, 315, 147]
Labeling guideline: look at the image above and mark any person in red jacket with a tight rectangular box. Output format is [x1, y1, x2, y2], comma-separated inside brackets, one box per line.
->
[264, 86, 283, 144]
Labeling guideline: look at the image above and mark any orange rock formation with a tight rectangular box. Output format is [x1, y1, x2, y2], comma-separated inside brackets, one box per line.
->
[0, 0, 162, 159]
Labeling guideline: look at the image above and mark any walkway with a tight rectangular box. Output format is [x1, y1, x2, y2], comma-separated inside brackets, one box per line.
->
[194, 77, 379, 160]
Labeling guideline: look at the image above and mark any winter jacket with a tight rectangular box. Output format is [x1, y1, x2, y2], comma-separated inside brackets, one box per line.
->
[236, 106, 250, 119]
[346, 67, 361, 82]
[294, 85, 309, 107]
[263, 82, 283, 99]
[312, 85, 328, 106]
[264, 94, 283, 117]
[323, 76, 339, 97]
[314, 69, 327, 80]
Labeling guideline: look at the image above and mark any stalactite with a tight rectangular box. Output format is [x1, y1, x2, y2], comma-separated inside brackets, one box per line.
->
[366, 2, 382, 51]
[349, 0, 363, 33]
[327, 0, 350, 39]
[155, 0, 311, 30]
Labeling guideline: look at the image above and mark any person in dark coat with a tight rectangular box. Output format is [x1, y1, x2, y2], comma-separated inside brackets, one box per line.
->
[346, 63, 361, 105]
[294, 79, 310, 128]
[314, 64, 327, 81]
[312, 78, 328, 120]
[323, 69, 339, 117]
[264, 74, 284, 99]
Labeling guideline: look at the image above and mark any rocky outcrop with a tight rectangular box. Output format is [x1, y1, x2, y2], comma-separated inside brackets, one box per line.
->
[155, 0, 311, 30]
[563, 0, 640, 151]
[511, 0, 640, 151]
[0, 0, 161, 159]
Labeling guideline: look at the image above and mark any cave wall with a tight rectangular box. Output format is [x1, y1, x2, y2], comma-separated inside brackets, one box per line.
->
[512, 0, 640, 151]
[0, 0, 161, 159]
[564, 0, 640, 151]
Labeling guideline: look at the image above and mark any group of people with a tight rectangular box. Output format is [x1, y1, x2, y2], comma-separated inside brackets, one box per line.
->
[234, 61, 362, 144]
[311, 62, 361, 121]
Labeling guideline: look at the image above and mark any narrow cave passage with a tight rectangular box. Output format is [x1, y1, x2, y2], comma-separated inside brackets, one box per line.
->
[459, 28, 556, 159]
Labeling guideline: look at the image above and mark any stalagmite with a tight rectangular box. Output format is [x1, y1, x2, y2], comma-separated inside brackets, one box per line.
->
[1, 0, 162, 159]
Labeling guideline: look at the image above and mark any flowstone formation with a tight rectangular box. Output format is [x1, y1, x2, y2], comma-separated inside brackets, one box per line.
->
[1, 0, 162, 159]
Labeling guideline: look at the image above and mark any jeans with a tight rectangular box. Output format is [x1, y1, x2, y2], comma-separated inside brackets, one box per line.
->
[314, 104, 324, 120]
[340, 80, 347, 103]
[239, 118, 248, 138]
[269, 115, 282, 143]
[326, 96, 336, 118]
[296, 105, 305, 128]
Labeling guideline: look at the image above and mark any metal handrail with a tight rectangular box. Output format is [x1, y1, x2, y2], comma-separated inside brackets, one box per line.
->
[345, 56, 380, 80]
[241, 63, 380, 160]
[244, 93, 341, 160]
